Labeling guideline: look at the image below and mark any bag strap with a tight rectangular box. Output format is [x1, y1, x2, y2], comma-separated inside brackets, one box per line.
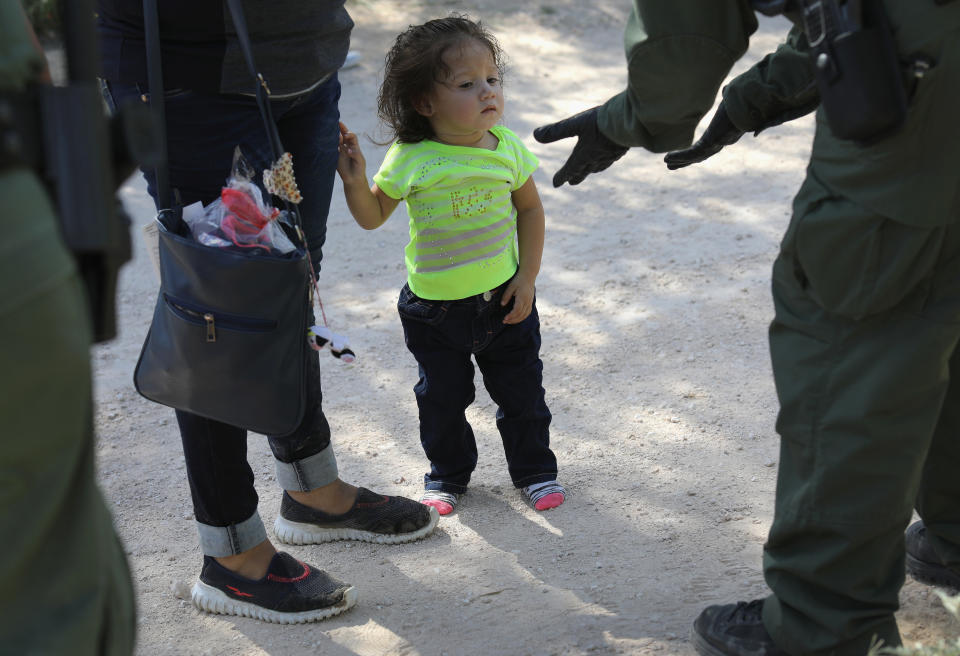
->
[223, 0, 285, 162]
[142, 0, 303, 231]
[142, 0, 171, 213]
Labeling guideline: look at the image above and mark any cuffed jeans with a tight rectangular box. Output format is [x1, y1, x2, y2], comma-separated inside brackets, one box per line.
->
[104, 76, 343, 556]
[397, 283, 557, 493]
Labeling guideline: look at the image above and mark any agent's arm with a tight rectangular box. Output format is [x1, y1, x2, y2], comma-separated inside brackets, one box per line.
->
[4, 2, 51, 87]
[666, 25, 818, 169]
[502, 176, 544, 324]
[535, 0, 758, 186]
[336, 122, 399, 229]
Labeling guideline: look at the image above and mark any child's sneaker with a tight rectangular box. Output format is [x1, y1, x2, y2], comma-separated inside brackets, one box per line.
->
[191, 552, 356, 624]
[522, 481, 566, 511]
[419, 490, 461, 515]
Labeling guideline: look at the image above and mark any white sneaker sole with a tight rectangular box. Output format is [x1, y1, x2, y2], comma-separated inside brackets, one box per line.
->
[273, 505, 439, 545]
[191, 580, 358, 624]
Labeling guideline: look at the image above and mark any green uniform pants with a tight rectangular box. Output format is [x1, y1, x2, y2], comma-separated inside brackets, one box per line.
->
[761, 172, 960, 656]
[0, 170, 135, 654]
[757, 6, 960, 654]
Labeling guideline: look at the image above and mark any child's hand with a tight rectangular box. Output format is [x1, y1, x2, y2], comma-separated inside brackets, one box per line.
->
[501, 273, 535, 324]
[337, 121, 367, 185]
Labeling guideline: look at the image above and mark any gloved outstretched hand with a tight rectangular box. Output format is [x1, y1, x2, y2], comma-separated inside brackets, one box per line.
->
[664, 103, 744, 170]
[533, 107, 629, 187]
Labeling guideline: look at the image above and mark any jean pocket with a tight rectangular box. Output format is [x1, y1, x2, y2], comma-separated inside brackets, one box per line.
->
[397, 285, 449, 326]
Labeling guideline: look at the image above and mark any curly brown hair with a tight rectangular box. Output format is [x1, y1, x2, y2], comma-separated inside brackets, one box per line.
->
[378, 15, 504, 144]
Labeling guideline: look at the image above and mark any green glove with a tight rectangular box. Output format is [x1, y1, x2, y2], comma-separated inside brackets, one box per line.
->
[533, 107, 629, 187]
[663, 103, 744, 170]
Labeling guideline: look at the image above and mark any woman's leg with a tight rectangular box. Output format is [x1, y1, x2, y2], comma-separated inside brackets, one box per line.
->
[105, 82, 273, 569]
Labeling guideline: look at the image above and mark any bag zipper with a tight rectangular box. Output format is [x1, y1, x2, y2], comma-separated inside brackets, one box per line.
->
[164, 294, 278, 343]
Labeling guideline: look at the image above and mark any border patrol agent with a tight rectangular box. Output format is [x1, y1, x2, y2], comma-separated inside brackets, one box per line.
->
[0, 3, 135, 653]
[535, 1, 960, 654]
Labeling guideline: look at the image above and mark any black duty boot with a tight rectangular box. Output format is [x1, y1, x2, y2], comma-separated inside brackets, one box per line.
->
[691, 599, 789, 656]
[905, 521, 960, 591]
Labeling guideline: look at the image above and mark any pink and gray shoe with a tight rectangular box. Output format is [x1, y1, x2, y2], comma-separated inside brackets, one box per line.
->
[522, 481, 566, 511]
[419, 490, 461, 516]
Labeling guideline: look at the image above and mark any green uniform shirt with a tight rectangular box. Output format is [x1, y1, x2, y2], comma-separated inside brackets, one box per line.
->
[374, 125, 538, 300]
[596, 0, 758, 152]
[0, 2, 75, 316]
[721, 26, 818, 134]
[0, 2, 45, 92]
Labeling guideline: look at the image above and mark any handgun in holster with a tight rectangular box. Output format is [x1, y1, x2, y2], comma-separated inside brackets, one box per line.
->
[799, 0, 907, 142]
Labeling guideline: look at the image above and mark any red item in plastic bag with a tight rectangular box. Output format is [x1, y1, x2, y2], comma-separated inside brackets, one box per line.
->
[219, 186, 283, 250]
[221, 187, 280, 228]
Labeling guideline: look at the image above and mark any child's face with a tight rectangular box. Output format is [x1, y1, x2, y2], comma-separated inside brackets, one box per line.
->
[417, 39, 504, 146]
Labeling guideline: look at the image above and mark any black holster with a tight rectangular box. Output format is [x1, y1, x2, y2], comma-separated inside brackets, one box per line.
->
[0, 83, 135, 344]
[41, 83, 132, 343]
[801, 0, 907, 142]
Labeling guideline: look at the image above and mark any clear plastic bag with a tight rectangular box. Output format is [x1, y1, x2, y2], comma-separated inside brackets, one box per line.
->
[183, 147, 297, 256]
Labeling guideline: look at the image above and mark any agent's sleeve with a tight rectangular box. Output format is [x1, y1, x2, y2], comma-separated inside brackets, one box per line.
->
[597, 0, 759, 152]
[0, 3, 46, 91]
[721, 25, 819, 134]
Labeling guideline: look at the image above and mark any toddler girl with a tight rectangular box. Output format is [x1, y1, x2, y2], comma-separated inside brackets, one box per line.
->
[336, 15, 564, 515]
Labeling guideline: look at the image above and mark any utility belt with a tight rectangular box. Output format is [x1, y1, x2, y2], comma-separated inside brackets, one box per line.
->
[753, 0, 953, 142]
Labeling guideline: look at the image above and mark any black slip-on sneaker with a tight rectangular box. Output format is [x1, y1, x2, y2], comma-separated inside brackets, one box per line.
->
[191, 552, 356, 624]
[274, 487, 439, 545]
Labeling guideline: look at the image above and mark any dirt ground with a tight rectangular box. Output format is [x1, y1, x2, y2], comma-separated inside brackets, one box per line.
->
[87, 1, 958, 654]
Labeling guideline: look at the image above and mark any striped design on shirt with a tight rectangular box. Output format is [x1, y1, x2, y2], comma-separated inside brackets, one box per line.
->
[374, 125, 539, 299]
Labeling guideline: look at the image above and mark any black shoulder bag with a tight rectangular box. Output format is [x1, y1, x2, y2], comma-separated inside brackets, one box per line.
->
[133, 0, 311, 435]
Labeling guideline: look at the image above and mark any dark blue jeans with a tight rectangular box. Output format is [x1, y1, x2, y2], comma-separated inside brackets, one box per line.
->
[104, 77, 341, 535]
[397, 283, 557, 493]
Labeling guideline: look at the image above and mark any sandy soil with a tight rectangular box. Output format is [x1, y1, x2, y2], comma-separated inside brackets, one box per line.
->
[88, 1, 959, 654]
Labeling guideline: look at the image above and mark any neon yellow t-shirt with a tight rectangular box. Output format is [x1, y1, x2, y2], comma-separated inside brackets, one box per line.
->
[373, 125, 539, 300]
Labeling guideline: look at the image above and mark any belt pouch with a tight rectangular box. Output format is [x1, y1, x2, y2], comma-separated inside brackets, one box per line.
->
[805, 0, 907, 142]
